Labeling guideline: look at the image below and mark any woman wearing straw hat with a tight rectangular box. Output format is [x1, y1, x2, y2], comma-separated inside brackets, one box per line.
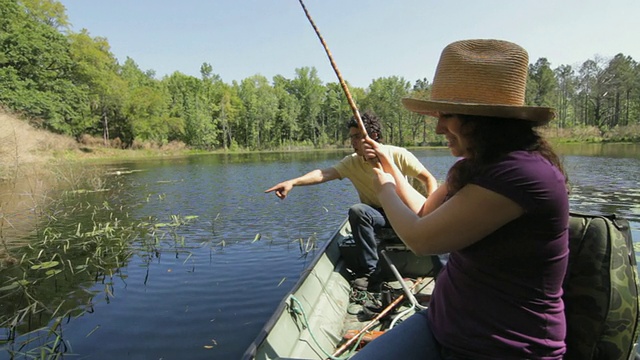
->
[354, 39, 569, 359]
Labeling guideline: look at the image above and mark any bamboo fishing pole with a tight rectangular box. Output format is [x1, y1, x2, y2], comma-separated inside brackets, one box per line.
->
[297, 0, 367, 137]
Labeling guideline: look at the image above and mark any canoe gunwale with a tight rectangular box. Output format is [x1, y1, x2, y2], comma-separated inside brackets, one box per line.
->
[242, 218, 350, 360]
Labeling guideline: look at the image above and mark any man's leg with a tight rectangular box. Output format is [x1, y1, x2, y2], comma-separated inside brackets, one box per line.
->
[348, 204, 387, 289]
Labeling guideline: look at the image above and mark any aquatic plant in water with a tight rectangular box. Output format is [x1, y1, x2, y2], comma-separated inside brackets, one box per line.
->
[0, 187, 200, 358]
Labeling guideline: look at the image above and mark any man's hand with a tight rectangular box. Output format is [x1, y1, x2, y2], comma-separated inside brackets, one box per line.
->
[365, 136, 397, 170]
[362, 136, 384, 168]
[265, 181, 293, 199]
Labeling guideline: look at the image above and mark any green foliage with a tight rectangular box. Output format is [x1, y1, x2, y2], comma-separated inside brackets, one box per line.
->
[68, 30, 127, 140]
[1, 0, 639, 150]
[288, 67, 325, 146]
[363, 76, 412, 144]
[20, 0, 69, 30]
[321, 82, 351, 144]
[528, 58, 557, 107]
[0, 0, 87, 134]
[237, 75, 279, 149]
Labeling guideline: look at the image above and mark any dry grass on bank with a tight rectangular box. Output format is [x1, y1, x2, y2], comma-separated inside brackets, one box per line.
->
[1, 112, 80, 265]
[0, 111, 78, 170]
[0, 110, 194, 169]
[0, 110, 192, 265]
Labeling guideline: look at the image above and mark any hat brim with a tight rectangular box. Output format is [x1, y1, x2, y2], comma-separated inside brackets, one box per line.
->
[402, 98, 555, 125]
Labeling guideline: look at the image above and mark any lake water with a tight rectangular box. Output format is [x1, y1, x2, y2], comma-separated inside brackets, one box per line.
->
[1, 144, 639, 359]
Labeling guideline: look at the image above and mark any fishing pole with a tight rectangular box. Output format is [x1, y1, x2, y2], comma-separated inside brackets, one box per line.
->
[297, 0, 367, 137]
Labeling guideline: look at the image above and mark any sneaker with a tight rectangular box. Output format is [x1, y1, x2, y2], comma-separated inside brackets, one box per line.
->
[352, 276, 369, 291]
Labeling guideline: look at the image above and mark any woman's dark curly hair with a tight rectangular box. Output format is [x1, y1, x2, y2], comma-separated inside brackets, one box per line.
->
[347, 111, 383, 141]
[446, 114, 568, 195]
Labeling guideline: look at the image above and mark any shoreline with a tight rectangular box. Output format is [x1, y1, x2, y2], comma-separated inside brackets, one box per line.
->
[2, 111, 638, 171]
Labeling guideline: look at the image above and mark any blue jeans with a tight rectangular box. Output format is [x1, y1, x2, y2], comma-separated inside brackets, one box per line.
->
[348, 203, 389, 277]
[351, 310, 444, 359]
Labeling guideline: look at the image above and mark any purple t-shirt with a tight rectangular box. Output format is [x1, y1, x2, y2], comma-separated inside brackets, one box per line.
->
[429, 151, 569, 359]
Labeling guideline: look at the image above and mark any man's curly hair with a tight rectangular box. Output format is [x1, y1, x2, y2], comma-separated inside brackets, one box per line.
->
[347, 111, 383, 141]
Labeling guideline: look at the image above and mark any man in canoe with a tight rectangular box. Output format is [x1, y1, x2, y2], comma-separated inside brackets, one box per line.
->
[265, 111, 438, 291]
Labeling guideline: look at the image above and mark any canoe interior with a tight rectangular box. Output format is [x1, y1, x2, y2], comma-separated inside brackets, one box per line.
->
[243, 219, 440, 360]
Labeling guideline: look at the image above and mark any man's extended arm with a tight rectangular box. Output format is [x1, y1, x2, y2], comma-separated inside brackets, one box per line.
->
[264, 167, 340, 199]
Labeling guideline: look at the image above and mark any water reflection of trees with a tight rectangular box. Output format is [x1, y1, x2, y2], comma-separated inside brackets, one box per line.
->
[570, 185, 640, 223]
[556, 143, 640, 159]
[565, 147, 640, 224]
[1, 190, 131, 356]
[0, 185, 198, 358]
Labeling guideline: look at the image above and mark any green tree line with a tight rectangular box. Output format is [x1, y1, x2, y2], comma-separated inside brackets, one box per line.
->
[2, 0, 639, 150]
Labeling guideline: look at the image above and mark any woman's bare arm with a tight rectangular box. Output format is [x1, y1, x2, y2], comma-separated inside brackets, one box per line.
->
[373, 168, 524, 255]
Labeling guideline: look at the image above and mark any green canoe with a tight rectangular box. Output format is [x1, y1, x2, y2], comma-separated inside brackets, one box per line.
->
[242, 219, 446, 360]
[243, 213, 640, 360]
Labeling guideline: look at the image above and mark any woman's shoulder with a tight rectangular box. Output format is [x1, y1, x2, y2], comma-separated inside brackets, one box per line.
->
[492, 151, 556, 175]
[480, 150, 563, 185]
[489, 151, 565, 188]
[477, 151, 567, 210]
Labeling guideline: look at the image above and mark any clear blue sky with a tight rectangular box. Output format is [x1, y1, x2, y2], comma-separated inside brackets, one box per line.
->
[59, 0, 640, 88]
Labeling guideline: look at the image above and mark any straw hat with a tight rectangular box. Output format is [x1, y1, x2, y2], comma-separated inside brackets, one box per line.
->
[402, 39, 555, 124]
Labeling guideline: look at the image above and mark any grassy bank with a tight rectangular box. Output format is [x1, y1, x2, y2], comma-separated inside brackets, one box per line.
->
[0, 110, 203, 172]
